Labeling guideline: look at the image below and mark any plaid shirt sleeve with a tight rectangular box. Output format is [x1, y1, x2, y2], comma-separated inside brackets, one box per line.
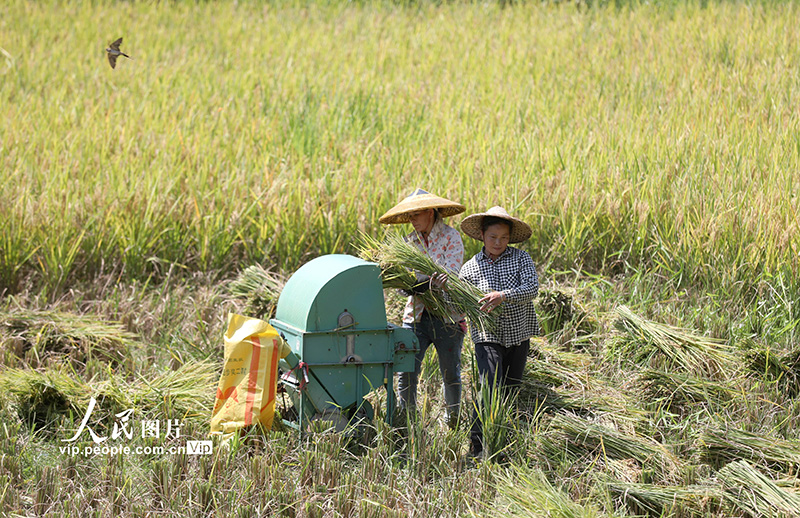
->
[502, 250, 538, 304]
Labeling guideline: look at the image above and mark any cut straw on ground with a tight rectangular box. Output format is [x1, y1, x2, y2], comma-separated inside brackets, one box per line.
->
[615, 305, 734, 376]
[717, 460, 800, 517]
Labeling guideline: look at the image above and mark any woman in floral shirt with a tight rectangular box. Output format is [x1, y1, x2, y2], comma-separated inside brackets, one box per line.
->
[379, 188, 466, 428]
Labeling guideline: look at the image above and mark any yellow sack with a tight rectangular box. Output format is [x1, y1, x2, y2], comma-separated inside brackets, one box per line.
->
[211, 313, 290, 434]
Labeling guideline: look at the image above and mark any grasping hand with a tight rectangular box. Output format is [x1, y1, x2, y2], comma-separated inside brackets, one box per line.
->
[430, 272, 448, 289]
[479, 291, 506, 312]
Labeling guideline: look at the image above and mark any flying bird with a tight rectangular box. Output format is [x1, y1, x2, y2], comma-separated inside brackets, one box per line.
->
[105, 37, 130, 69]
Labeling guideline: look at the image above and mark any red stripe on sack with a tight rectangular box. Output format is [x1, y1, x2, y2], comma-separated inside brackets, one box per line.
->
[266, 338, 280, 407]
[244, 335, 261, 426]
[260, 338, 281, 413]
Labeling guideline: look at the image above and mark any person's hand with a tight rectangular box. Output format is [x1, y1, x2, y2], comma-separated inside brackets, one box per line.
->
[430, 272, 448, 289]
[479, 291, 505, 312]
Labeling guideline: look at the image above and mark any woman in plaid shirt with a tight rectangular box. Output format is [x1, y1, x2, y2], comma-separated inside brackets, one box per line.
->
[459, 206, 539, 457]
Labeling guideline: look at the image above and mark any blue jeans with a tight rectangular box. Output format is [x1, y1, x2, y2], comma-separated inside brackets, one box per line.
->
[398, 311, 464, 421]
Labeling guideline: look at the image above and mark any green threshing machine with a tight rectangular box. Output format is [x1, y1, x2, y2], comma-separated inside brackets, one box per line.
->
[270, 254, 419, 433]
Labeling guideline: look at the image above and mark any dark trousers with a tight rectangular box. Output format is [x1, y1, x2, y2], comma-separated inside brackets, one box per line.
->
[470, 340, 530, 453]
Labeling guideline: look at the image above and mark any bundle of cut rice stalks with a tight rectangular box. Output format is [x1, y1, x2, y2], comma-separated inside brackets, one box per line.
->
[520, 370, 637, 419]
[227, 264, 286, 319]
[745, 344, 800, 397]
[717, 460, 800, 517]
[637, 369, 739, 414]
[700, 426, 800, 472]
[358, 233, 497, 334]
[605, 478, 722, 518]
[495, 465, 607, 518]
[101, 360, 217, 422]
[0, 361, 217, 432]
[0, 308, 137, 370]
[539, 412, 683, 483]
[0, 366, 94, 431]
[614, 306, 733, 377]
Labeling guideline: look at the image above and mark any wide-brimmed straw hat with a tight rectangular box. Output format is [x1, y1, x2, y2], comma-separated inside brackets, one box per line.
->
[379, 188, 465, 225]
[460, 206, 532, 244]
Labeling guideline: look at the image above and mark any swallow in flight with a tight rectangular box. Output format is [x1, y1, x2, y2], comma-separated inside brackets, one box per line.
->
[106, 37, 131, 69]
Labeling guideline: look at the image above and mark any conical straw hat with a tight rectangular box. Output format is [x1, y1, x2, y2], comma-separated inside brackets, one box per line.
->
[379, 188, 465, 225]
[460, 206, 532, 244]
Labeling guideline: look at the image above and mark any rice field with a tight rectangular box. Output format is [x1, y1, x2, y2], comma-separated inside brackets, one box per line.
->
[3, 0, 800, 516]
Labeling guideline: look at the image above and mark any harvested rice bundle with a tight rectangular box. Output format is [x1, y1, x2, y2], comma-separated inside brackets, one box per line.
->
[358, 233, 497, 334]
[745, 345, 800, 397]
[605, 479, 722, 517]
[128, 360, 217, 419]
[535, 287, 596, 338]
[536, 287, 576, 335]
[520, 367, 635, 418]
[494, 465, 605, 518]
[517, 380, 575, 414]
[637, 369, 738, 413]
[615, 306, 733, 376]
[717, 460, 800, 517]
[700, 426, 800, 472]
[0, 367, 98, 431]
[0, 361, 217, 432]
[228, 264, 286, 319]
[540, 412, 682, 481]
[0, 308, 137, 369]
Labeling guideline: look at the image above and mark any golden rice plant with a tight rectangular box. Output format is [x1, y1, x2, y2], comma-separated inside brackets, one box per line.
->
[358, 232, 497, 334]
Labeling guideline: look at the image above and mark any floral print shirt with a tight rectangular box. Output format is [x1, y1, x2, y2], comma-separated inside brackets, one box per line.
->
[403, 218, 465, 324]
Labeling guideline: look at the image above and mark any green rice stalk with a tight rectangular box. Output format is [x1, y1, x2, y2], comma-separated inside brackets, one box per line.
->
[605, 479, 722, 518]
[615, 306, 733, 376]
[473, 369, 517, 462]
[227, 264, 286, 319]
[717, 460, 800, 517]
[700, 427, 800, 472]
[358, 232, 497, 334]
